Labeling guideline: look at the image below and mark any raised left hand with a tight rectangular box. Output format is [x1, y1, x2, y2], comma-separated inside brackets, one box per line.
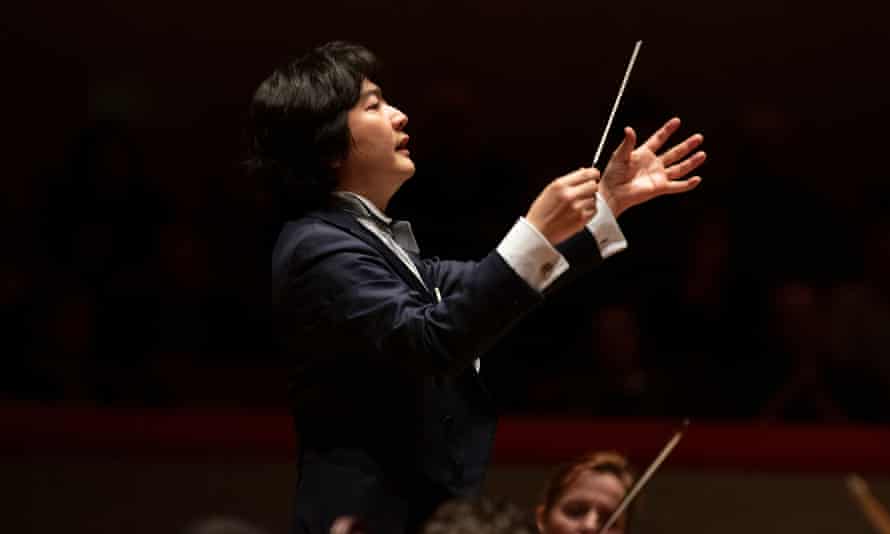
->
[599, 117, 706, 217]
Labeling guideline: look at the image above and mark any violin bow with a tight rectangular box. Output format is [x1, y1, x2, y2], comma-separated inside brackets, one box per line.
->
[596, 419, 689, 534]
[847, 474, 890, 534]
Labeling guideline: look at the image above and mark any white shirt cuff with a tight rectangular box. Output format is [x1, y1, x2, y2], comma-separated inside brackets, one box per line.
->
[586, 193, 627, 259]
[496, 217, 569, 293]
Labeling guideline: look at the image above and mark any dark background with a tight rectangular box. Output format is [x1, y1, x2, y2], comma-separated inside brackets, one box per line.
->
[5, 0, 890, 423]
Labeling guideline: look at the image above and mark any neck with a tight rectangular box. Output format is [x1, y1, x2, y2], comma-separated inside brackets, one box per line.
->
[335, 173, 401, 214]
[334, 187, 391, 214]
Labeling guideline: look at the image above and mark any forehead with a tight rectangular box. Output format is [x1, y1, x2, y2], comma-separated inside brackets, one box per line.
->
[558, 471, 626, 507]
[358, 79, 382, 99]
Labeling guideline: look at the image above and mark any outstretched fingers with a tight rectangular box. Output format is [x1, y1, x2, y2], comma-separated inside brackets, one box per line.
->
[660, 176, 702, 195]
[661, 133, 704, 166]
[642, 117, 681, 153]
[666, 151, 707, 181]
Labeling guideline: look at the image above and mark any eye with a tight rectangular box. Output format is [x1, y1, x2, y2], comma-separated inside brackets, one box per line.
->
[562, 504, 588, 519]
[366, 100, 381, 111]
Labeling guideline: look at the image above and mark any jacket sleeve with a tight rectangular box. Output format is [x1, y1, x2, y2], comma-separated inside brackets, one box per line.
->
[279, 223, 543, 378]
[421, 226, 604, 300]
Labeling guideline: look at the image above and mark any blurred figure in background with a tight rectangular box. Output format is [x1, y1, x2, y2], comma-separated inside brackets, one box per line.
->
[421, 496, 536, 534]
[184, 516, 269, 534]
[760, 278, 845, 421]
[536, 451, 636, 534]
[587, 303, 662, 417]
[329, 516, 367, 534]
[35, 118, 170, 404]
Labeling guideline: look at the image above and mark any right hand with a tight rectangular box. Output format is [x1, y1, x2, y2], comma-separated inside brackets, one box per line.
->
[526, 167, 599, 244]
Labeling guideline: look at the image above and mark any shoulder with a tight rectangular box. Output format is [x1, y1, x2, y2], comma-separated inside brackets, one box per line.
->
[271, 212, 385, 282]
[274, 213, 359, 258]
[278, 214, 350, 247]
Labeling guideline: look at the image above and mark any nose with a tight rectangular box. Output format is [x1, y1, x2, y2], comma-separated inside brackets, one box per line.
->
[581, 510, 600, 533]
[388, 105, 408, 130]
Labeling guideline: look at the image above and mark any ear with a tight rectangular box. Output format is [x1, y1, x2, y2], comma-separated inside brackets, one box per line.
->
[535, 505, 547, 533]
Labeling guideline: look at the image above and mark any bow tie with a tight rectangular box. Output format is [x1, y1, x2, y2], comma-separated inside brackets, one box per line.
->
[330, 194, 421, 255]
[386, 219, 420, 255]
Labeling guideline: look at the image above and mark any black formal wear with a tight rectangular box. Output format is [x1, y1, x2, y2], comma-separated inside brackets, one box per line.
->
[271, 200, 604, 533]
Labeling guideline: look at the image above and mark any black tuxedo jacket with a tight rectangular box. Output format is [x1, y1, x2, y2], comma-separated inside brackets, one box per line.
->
[271, 206, 603, 533]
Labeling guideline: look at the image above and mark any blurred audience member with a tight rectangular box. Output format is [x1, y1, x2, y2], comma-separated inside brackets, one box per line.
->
[35, 118, 169, 403]
[760, 279, 844, 422]
[587, 303, 663, 416]
[820, 215, 890, 422]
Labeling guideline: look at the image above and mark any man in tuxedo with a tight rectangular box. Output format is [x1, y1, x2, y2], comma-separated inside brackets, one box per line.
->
[249, 41, 705, 534]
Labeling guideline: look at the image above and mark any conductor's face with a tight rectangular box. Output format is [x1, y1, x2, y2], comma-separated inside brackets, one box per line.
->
[340, 79, 414, 185]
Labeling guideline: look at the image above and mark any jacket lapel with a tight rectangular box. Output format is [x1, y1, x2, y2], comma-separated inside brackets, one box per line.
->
[309, 208, 433, 298]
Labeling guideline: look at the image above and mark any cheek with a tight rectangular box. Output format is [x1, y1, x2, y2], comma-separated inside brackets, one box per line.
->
[352, 122, 390, 154]
[545, 510, 577, 534]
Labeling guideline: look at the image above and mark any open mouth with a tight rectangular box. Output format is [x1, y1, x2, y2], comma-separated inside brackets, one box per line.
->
[396, 136, 410, 152]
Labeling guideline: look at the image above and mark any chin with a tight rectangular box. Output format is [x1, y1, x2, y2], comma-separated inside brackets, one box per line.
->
[400, 161, 416, 178]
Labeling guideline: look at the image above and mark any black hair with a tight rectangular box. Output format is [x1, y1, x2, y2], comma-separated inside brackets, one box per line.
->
[246, 41, 379, 219]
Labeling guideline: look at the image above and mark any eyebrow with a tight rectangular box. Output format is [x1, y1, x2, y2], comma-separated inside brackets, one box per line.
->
[359, 88, 383, 101]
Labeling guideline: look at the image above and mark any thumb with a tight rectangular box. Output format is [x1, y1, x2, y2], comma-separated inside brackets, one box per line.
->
[612, 127, 636, 162]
